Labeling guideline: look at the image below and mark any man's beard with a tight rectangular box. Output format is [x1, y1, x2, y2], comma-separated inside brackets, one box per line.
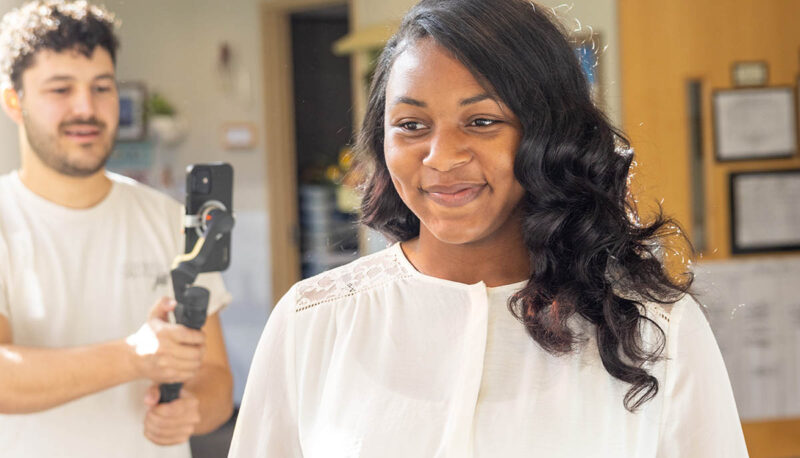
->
[22, 113, 116, 177]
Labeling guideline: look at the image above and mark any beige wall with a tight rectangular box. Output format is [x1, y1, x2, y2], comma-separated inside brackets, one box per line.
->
[352, 0, 416, 28]
[111, 0, 268, 212]
[0, 0, 17, 176]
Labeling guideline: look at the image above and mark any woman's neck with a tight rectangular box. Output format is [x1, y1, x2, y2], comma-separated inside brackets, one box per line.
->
[401, 217, 530, 287]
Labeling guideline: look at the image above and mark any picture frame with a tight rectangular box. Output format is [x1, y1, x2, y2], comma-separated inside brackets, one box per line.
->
[729, 169, 800, 254]
[117, 82, 147, 142]
[712, 87, 797, 161]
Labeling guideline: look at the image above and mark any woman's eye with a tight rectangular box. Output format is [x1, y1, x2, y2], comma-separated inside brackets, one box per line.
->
[399, 121, 426, 131]
[470, 118, 499, 127]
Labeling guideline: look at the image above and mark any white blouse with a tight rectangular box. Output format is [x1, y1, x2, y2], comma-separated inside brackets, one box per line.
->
[230, 243, 747, 457]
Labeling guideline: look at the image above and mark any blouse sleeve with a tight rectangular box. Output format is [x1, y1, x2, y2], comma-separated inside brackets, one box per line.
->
[228, 286, 302, 457]
[657, 296, 748, 457]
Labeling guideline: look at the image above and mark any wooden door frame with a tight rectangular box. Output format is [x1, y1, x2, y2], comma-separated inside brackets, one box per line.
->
[261, 0, 347, 304]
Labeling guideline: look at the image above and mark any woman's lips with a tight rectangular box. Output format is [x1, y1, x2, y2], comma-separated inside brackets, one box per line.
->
[424, 183, 487, 207]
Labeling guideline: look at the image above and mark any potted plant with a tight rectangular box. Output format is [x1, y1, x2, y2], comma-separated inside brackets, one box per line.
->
[147, 92, 188, 147]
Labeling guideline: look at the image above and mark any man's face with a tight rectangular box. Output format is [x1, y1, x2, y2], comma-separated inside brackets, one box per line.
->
[18, 47, 118, 177]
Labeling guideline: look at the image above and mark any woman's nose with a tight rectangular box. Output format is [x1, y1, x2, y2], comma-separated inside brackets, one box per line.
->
[422, 127, 472, 172]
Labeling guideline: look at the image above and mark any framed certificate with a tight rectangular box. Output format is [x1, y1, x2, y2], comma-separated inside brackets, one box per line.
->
[713, 87, 797, 161]
[730, 169, 800, 254]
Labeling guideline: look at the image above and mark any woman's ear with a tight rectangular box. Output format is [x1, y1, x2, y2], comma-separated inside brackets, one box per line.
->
[1, 87, 23, 124]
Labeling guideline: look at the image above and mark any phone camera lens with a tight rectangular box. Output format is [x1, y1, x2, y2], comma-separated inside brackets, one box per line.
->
[192, 169, 212, 194]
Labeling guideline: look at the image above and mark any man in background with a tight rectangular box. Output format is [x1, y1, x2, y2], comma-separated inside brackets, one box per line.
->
[0, 1, 233, 456]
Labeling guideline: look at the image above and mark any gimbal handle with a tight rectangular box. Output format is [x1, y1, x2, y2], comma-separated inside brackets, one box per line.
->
[158, 209, 234, 404]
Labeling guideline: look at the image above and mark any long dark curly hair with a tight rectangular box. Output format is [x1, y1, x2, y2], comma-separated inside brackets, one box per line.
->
[357, 0, 693, 411]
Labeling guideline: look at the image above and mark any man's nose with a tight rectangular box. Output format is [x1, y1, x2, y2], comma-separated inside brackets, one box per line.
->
[422, 126, 472, 172]
[69, 87, 96, 118]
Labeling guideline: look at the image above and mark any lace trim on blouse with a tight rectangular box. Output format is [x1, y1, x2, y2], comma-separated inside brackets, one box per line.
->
[652, 307, 671, 324]
[293, 244, 676, 325]
[295, 247, 414, 312]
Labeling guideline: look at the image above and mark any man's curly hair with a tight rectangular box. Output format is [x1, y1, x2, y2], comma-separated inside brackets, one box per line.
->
[0, 0, 119, 90]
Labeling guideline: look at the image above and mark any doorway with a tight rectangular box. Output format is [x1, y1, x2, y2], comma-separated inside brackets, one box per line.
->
[261, 0, 353, 302]
[291, 5, 359, 279]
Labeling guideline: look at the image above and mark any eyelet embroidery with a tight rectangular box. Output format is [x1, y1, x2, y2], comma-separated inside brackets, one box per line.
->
[653, 307, 671, 324]
[295, 248, 414, 312]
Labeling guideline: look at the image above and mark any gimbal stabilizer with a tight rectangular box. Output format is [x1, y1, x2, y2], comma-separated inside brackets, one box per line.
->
[158, 203, 235, 403]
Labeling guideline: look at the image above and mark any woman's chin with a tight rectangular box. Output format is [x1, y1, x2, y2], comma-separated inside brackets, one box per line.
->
[425, 225, 486, 246]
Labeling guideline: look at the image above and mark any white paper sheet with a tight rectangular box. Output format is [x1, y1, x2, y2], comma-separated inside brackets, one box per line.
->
[694, 255, 800, 420]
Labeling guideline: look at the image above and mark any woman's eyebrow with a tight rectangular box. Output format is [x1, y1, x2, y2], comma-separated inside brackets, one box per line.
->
[390, 93, 494, 108]
[460, 93, 492, 106]
[391, 96, 426, 108]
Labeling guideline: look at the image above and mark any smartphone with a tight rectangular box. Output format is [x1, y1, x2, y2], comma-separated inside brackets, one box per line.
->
[185, 163, 233, 272]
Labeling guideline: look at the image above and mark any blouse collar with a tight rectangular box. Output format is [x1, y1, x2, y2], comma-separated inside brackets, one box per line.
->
[390, 242, 529, 293]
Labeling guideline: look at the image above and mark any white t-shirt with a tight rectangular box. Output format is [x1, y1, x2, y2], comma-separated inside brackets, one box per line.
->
[0, 171, 231, 458]
[230, 243, 748, 458]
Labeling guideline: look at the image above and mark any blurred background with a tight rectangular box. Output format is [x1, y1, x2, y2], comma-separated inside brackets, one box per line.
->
[0, 0, 798, 456]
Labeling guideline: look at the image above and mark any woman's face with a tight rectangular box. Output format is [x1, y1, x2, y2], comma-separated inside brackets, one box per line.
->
[384, 38, 525, 245]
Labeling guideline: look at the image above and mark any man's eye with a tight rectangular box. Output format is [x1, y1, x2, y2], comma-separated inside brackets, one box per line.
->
[50, 87, 70, 94]
[93, 85, 113, 93]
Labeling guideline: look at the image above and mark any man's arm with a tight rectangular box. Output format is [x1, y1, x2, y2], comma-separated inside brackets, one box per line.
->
[143, 313, 234, 444]
[0, 298, 206, 414]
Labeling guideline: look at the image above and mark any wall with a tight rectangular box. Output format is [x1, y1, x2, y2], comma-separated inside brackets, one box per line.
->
[619, 0, 800, 260]
[0, 0, 17, 174]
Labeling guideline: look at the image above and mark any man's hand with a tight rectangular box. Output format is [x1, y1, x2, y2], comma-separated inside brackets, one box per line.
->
[126, 297, 206, 384]
[143, 385, 201, 446]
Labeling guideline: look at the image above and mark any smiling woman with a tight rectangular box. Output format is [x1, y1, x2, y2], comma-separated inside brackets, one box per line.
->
[382, 39, 525, 253]
[231, 0, 748, 456]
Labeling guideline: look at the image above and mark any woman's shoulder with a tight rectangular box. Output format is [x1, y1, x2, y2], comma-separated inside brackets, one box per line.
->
[636, 293, 715, 360]
[639, 293, 704, 330]
[292, 243, 414, 312]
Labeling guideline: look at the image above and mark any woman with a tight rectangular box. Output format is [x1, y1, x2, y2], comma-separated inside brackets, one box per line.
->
[230, 0, 747, 456]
